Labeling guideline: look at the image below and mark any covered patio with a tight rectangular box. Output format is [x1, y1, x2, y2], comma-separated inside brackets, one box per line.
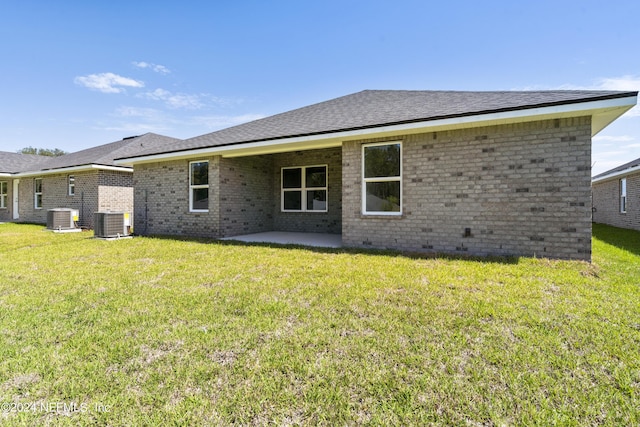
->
[221, 231, 342, 248]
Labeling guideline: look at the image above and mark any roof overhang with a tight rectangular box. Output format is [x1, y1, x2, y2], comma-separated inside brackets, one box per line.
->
[116, 94, 637, 165]
[0, 173, 11, 177]
[592, 165, 640, 183]
[13, 164, 132, 178]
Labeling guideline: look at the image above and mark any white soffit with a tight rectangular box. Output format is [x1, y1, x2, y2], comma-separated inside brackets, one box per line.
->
[117, 95, 637, 164]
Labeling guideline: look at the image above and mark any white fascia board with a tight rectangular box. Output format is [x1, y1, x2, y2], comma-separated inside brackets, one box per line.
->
[117, 96, 637, 165]
[14, 164, 132, 178]
[592, 165, 640, 183]
[0, 173, 11, 177]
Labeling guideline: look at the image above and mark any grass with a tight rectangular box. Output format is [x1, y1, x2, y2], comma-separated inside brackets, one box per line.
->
[0, 223, 638, 426]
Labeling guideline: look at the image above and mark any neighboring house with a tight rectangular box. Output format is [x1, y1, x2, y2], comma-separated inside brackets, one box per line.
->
[0, 133, 178, 228]
[0, 152, 48, 222]
[592, 157, 640, 231]
[113, 89, 637, 261]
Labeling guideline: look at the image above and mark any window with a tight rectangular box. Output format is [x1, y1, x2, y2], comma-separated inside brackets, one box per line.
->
[68, 175, 75, 196]
[189, 161, 209, 212]
[281, 165, 327, 212]
[34, 178, 43, 209]
[362, 141, 402, 215]
[0, 181, 7, 209]
[621, 178, 627, 213]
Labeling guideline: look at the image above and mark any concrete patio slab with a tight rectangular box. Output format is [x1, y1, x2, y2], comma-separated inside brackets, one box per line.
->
[221, 231, 342, 248]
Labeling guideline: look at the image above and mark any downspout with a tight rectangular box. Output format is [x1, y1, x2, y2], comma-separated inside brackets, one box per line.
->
[144, 189, 148, 234]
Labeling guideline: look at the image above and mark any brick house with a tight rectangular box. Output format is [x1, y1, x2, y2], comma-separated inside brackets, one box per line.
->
[592, 157, 640, 231]
[0, 133, 178, 228]
[116, 90, 637, 260]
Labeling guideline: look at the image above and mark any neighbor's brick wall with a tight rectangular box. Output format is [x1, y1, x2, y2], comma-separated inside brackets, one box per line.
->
[218, 156, 273, 237]
[16, 172, 100, 227]
[0, 178, 13, 222]
[592, 171, 640, 231]
[271, 148, 342, 234]
[133, 157, 220, 237]
[342, 117, 593, 260]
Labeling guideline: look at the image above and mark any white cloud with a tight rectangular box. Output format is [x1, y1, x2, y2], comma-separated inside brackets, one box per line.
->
[139, 88, 205, 109]
[132, 61, 171, 74]
[113, 106, 162, 119]
[74, 73, 144, 94]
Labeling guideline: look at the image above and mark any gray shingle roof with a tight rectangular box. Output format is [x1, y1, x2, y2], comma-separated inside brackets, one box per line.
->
[0, 151, 49, 173]
[592, 156, 640, 180]
[119, 89, 638, 159]
[26, 133, 180, 172]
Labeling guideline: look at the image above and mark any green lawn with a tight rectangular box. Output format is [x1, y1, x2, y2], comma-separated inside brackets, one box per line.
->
[0, 223, 638, 426]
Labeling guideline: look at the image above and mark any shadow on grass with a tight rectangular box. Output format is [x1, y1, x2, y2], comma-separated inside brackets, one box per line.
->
[137, 233, 521, 265]
[593, 223, 640, 256]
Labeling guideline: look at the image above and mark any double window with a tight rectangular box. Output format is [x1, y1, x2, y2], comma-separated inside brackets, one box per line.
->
[362, 142, 402, 215]
[620, 178, 627, 213]
[68, 175, 75, 196]
[189, 161, 209, 212]
[281, 165, 327, 212]
[34, 178, 43, 209]
[0, 181, 7, 209]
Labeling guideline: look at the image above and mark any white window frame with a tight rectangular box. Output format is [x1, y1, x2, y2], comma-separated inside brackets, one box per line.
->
[362, 141, 402, 215]
[34, 178, 43, 209]
[0, 181, 7, 209]
[189, 160, 209, 213]
[68, 175, 75, 196]
[620, 178, 627, 213]
[281, 165, 328, 213]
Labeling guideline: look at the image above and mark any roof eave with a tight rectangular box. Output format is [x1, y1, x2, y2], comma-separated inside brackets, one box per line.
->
[592, 165, 640, 183]
[116, 95, 638, 165]
[14, 164, 132, 178]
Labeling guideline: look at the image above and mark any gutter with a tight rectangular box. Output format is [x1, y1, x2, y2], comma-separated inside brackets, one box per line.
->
[13, 164, 132, 178]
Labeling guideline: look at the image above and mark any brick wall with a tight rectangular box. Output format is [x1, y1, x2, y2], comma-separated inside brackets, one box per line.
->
[271, 148, 342, 234]
[342, 117, 593, 260]
[15, 172, 100, 227]
[133, 157, 220, 237]
[592, 171, 640, 231]
[97, 170, 134, 229]
[218, 156, 273, 237]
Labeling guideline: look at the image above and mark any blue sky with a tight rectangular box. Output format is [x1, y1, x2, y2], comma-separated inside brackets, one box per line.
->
[0, 0, 638, 176]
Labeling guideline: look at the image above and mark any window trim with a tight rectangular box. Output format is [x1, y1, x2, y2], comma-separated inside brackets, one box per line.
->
[281, 164, 328, 213]
[362, 141, 403, 216]
[189, 160, 209, 213]
[34, 178, 43, 209]
[68, 175, 75, 196]
[0, 181, 7, 209]
[620, 178, 627, 213]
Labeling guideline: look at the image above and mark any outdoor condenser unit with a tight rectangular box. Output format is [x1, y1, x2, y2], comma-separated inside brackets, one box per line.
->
[94, 212, 131, 238]
[46, 208, 79, 230]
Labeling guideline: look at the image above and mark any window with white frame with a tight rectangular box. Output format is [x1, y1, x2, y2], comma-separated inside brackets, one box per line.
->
[68, 175, 75, 196]
[281, 165, 327, 212]
[621, 178, 627, 213]
[34, 178, 43, 209]
[0, 181, 7, 209]
[362, 141, 402, 214]
[189, 161, 209, 212]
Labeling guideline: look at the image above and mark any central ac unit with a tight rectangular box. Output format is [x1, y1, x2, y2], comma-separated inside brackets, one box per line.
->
[94, 212, 131, 238]
[47, 208, 79, 230]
